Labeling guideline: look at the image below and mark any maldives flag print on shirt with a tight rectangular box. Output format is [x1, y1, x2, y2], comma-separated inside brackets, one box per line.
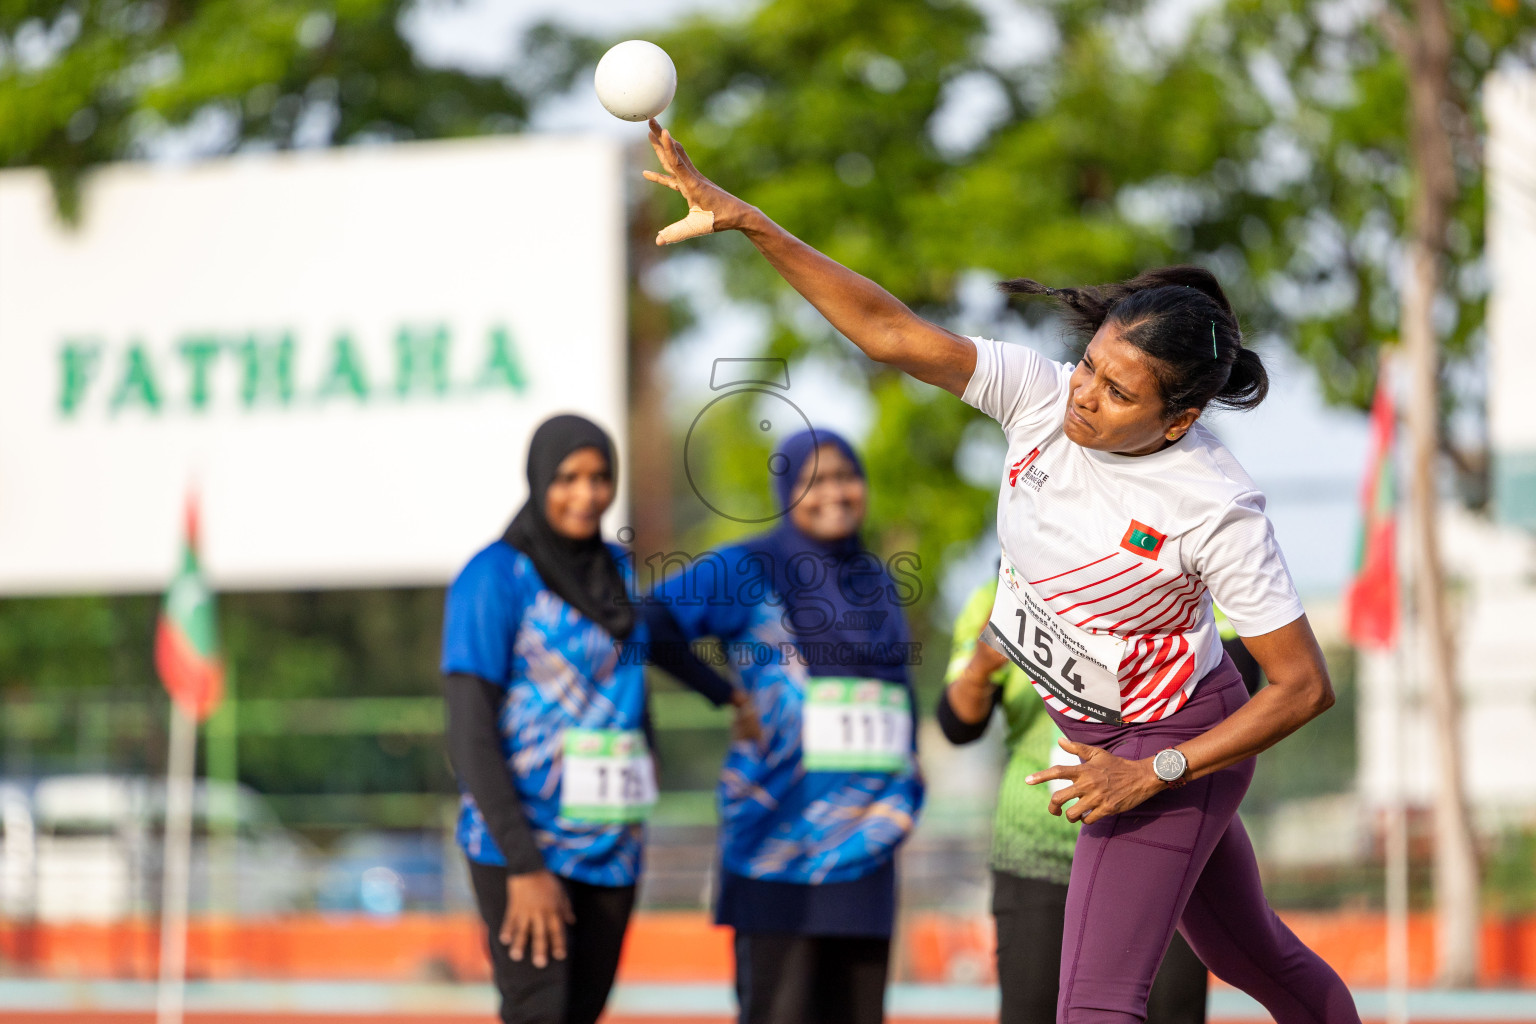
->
[1120, 520, 1167, 559]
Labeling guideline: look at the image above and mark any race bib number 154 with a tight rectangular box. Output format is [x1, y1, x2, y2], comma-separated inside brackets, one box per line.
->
[984, 560, 1128, 724]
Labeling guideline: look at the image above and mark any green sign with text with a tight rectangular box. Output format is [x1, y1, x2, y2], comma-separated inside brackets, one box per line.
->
[59, 323, 529, 417]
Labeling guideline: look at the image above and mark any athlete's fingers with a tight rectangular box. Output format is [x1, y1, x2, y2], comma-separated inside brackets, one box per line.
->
[657, 125, 681, 166]
[730, 692, 764, 748]
[560, 889, 577, 925]
[547, 909, 569, 963]
[1058, 783, 1095, 821]
[657, 126, 704, 181]
[1047, 783, 1081, 816]
[643, 169, 682, 192]
[1080, 803, 1113, 826]
[505, 910, 527, 960]
[1024, 764, 1079, 786]
[1080, 794, 1123, 825]
[1059, 738, 1103, 760]
[647, 124, 677, 173]
[672, 137, 699, 172]
[528, 912, 549, 969]
[1065, 798, 1093, 823]
[656, 207, 716, 245]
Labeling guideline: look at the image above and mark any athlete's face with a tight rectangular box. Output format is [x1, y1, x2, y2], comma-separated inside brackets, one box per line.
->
[544, 447, 615, 540]
[788, 444, 867, 542]
[1063, 324, 1201, 456]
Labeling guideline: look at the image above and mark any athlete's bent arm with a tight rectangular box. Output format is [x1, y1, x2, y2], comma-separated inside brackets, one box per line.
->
[644, 120, 976, 396]
[1176, 614, 1335, 776]
[1028, 614, 1334, 825]
[444, 673, 574, 967]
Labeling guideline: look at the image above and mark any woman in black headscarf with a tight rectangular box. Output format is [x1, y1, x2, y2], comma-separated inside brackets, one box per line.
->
[441, 414, 732, 1024]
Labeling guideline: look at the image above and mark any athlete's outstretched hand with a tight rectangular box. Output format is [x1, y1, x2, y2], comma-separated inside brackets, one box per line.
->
[1025, 738, 1165, 825]
[644, 119, 757, 245]
[503, 869, 576, 968]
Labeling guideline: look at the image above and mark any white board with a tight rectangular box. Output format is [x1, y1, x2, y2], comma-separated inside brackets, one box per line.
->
[0, 136, 627, 592]
[1487, 72, 1536, 453]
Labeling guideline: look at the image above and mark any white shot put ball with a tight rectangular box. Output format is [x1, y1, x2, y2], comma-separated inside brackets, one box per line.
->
[594, 40, 677, 122]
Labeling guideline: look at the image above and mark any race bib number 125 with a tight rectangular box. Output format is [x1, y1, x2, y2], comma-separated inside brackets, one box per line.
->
[559, 728, 657, 824]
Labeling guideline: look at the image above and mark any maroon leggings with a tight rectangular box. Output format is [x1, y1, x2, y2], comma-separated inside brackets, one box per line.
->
[1048, 658, 1361, 1024]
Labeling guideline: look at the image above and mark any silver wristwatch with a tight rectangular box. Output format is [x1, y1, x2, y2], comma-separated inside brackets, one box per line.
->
[1152, 748, 1189, 788]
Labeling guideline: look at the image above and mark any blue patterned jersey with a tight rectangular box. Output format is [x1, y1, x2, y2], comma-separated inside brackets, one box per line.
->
[654, 545, 924, 885]
[441, 541, 647, 886]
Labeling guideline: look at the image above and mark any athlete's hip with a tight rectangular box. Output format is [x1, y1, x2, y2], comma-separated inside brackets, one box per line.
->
[1047, 656, 1255, 845]
[1047, 652, 1249, 758]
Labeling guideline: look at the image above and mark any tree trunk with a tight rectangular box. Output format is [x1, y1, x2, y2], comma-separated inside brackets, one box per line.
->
[1397, 0, 1481, 987]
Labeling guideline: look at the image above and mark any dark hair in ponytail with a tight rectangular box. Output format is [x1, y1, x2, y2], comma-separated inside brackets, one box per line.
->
[1000, 265, 1268, 415]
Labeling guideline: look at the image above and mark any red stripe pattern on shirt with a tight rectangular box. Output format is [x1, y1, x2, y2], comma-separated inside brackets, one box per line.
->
[1030, 553, 1207, 723]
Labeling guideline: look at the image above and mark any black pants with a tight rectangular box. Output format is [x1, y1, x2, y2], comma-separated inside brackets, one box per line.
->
[734, 932, 890, 1024]
[468, 860, 636, 1024]
[993, 871, 1208, 1024]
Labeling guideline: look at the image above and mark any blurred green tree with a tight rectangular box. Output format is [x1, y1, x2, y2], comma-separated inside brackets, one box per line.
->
[0, 0, 530, 218]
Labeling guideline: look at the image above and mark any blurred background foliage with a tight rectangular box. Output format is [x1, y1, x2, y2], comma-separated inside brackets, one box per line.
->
[0, 0, 530, 218]
[0, 590, 450, 814]
[1, 0, 1534, 857]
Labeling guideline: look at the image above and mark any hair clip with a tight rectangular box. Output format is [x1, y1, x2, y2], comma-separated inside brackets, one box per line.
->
[1211, 321, 1218, 359]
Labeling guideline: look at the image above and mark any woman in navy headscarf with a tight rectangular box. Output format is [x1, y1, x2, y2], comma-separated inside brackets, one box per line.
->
[645, 428, 924, 1024]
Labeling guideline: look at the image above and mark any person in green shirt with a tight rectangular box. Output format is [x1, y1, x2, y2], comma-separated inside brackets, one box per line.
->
[937, 582, 1210, 1024]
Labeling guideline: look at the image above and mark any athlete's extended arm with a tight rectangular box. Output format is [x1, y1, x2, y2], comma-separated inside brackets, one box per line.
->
[643, 120, 976, 396]
[1025, 615, 1334, 825]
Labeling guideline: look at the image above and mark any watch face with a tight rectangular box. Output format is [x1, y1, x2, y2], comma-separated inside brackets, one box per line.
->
[1153, 749, 1186, 782]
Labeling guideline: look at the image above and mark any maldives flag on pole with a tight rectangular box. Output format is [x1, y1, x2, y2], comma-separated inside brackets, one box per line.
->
[1344, 372, 1399, 650]
[155, 498, 224, 722]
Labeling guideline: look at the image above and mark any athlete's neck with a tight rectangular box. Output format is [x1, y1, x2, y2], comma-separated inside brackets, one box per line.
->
[1113, 435, 1179, 458]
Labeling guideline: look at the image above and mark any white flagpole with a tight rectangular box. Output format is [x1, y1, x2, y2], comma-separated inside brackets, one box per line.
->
[1386, 354, 1410, 1024]
[1386, 644, 1411, 1024]
[156, 702, 197, 1024]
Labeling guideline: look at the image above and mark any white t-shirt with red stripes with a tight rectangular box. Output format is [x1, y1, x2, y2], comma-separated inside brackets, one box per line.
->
[963, 336, 1305, 723]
